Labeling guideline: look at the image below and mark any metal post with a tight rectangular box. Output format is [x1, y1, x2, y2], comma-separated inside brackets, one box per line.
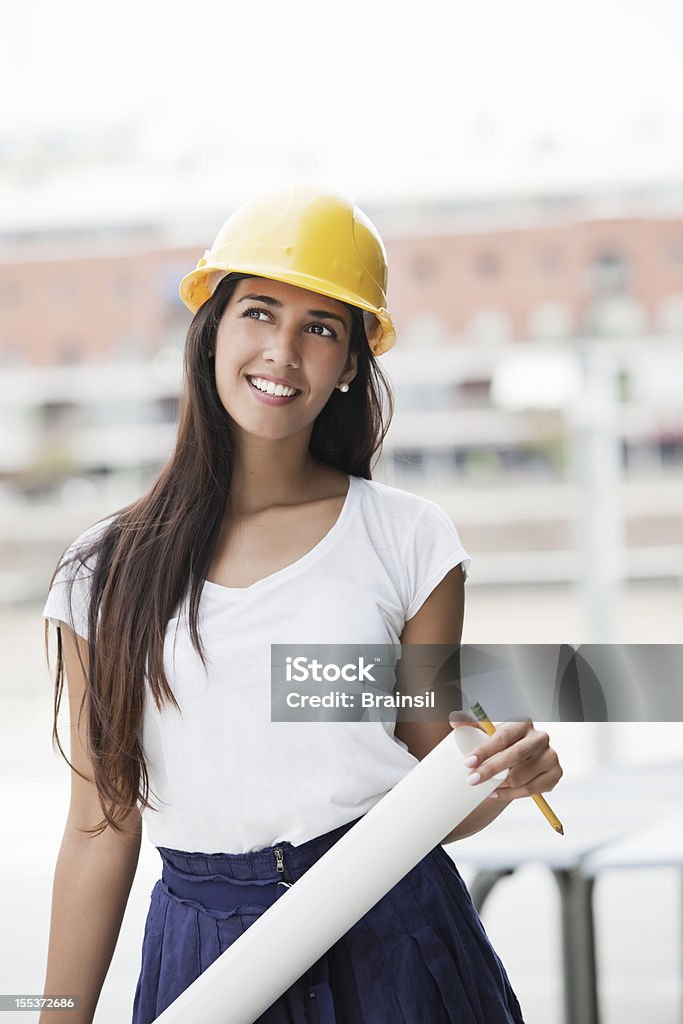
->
[555, 869, 600, 1024]
[566, 339, 625, 644]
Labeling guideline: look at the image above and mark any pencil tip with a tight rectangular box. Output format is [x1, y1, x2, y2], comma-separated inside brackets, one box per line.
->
[556, 825, 565, 836]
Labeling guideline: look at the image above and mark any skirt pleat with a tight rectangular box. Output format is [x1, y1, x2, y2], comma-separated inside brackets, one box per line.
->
[131, 818, 525, 1024]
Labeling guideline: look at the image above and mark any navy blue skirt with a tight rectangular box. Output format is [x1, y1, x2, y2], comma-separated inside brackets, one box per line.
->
[132, 816, 525, 1023]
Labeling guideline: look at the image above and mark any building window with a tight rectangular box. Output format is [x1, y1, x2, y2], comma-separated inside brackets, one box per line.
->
[536, 247, 564, 274]
[588, 248, 629, 296]
[474, 251, 500, 278]
[413, 256, 436, 282]
[41, 402, 76, 429]
[457, 378, 491, 407]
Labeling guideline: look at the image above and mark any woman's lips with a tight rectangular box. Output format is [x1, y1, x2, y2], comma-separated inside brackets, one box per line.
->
[245, 376, 301, 405]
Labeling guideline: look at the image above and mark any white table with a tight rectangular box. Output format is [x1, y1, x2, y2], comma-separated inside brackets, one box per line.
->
[581, 807, 683, 1023]
[447, 762, 683, 1024]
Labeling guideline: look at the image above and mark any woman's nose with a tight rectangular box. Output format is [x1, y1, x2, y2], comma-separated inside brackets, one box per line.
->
[262, 324, 301, 366]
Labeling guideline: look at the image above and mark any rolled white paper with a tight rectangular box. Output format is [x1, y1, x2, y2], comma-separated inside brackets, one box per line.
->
[154, 726, 508, 1023]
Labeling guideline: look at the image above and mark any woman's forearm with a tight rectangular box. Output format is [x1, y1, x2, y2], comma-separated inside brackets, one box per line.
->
[39, 824, 141, 1024]
[439, 795, 509, 845]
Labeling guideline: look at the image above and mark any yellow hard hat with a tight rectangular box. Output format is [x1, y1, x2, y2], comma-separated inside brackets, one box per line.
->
[179, 182, 396, 356]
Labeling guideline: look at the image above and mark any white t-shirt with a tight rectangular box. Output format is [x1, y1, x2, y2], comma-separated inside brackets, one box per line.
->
[43, 474, 471, 854]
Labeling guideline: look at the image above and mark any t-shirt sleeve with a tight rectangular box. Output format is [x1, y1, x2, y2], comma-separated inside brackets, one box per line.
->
[42, 520, 110, 642]
[403, 501, 471, 621]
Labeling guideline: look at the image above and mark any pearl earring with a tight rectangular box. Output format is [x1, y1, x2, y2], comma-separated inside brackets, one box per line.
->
[336, 382, 350, 393]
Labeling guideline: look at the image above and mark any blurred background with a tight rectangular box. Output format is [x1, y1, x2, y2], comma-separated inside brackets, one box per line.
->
[1, 0, 682, 1021]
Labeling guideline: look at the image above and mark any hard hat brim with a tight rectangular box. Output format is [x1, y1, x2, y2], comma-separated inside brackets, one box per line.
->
[178, 264, 396, 357]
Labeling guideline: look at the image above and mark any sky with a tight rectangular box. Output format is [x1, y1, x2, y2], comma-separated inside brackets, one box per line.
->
[2, 0, 683, 216]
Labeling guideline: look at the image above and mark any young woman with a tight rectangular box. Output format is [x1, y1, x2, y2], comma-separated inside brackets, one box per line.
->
[42, 182, 562, 1024]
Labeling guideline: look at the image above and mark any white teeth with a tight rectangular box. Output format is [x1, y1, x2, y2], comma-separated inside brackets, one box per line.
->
[249, 376, 298, 397]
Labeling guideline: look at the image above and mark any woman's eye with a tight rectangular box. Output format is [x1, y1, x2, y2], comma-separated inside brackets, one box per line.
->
[308, 322, 337, 339]
[242, 307, 270, 322]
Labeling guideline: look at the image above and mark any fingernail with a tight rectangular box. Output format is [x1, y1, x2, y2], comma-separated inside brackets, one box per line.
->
[466, 772, 481, 785]
[464, 755, 478, 768]
[489, 791, 499, 799]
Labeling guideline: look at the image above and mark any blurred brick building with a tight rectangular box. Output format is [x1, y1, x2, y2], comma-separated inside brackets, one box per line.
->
[2, 209, 683, 367]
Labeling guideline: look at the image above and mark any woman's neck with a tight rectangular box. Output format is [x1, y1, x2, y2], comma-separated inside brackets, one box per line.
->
[228, 448, 342, 518]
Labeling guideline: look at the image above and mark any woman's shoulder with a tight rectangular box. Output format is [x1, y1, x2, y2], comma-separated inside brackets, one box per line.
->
[59, 513, 119, 572]
[353, 475, 445, 520]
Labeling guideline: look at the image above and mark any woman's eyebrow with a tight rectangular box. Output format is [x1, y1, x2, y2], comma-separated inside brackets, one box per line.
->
[237, 293, 283, 308]
[236, 293, 349, 330]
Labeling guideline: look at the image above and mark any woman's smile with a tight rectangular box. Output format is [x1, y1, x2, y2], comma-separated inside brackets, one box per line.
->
[245, 374, 302, 406]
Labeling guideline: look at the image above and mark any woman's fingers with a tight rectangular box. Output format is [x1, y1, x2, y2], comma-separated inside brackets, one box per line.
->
[472, 725, 550, 782]
[490, 764, 564, 801]
[448, 714, 564, 802]
[455, 719, 535, 777]
[450, 718, 563, 800]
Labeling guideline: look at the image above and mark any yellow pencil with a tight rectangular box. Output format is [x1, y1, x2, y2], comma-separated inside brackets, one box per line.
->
[469, 702, 564, 836]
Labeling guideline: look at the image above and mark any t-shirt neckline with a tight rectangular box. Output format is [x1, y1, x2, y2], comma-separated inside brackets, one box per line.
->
[202, 473, 359, 596]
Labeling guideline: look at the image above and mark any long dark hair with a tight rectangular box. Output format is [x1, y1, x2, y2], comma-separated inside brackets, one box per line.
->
[44, 272, 395, 837]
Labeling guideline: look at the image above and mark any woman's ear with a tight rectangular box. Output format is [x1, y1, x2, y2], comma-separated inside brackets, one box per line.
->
[344, 349, 359, 383]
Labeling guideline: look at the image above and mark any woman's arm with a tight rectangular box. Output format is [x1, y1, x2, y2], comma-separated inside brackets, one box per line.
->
[39, 626, 142, 1024]
[395, 564, 562, 845]
[395, 565, 507, 843]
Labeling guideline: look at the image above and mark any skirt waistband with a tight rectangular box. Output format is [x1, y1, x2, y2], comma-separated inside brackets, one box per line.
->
[157, 815, 364, 898]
